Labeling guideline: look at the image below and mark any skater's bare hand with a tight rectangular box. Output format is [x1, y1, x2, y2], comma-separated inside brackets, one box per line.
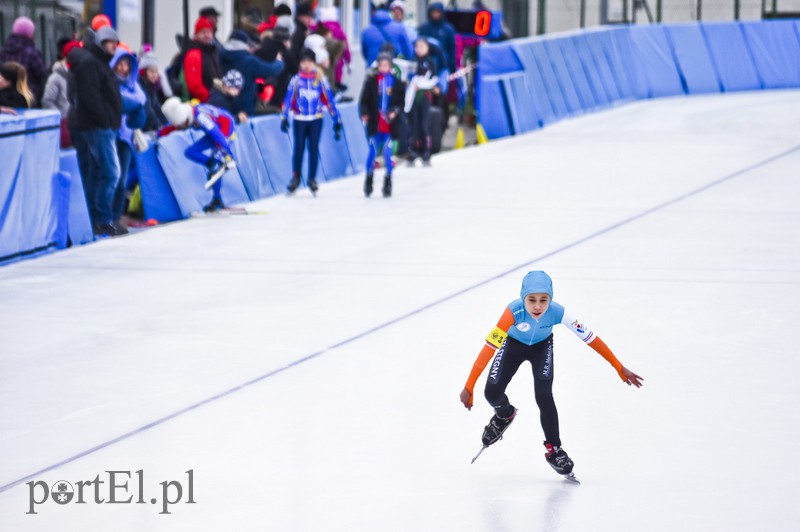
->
[460, 387, 473, 410]
[621, 367, 644, 388]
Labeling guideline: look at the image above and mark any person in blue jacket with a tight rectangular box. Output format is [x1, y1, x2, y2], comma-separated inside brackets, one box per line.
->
[110, 48, 147, 231]
[219, 29, 283, 117]
[417, 2, 456, 72]
[361, 5, 413, 64]
[161, 96, 237, 212]
[281, 48, 342, 196]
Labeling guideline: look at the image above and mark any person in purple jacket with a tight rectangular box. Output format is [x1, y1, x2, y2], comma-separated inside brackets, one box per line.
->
[281, 48, 342, 196]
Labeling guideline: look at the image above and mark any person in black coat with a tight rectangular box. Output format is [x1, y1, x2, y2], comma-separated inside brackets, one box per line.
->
[255, 23, 295, 112]
[66, 26, 125, 237]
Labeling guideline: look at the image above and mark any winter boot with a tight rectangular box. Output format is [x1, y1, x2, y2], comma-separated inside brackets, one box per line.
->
[382, 175, 392, 198]
[481, 408, 517, 447]
[287, 172, 301, 194]
[203, 196, 225, 213]
[544, 442, 574, 475]
[364, 172, 374, 197]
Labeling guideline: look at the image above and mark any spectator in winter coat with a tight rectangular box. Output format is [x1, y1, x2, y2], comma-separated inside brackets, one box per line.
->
[42, 38, 80, 118]
[361, 7, 413, 64]
[0, 62, 34, 108]
[219, 29, 283, 116]
[406, 37, 439, 165]
[199, 6, 223, 45]
[390, 1, 418, 42]
[417, 2, 456, 72]
[67, 27, 124, 237]
[110, 48, 147, 229]
[256, 22, 295, 110]
[207, 69, 245, 121]
[290, 3, 315, 65]
[184, 17, 222, 102]
[137, 52, 171, 131]
[0, 17, 47, 105]
[316, 7, 351, 90]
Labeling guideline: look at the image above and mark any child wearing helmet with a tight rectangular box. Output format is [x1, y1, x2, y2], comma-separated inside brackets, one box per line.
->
[160, 96, 237, 212]
[460, 271, 643, 479]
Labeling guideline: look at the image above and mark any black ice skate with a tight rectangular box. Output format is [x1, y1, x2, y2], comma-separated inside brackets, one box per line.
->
[482, 408, 518, 447]
[382, 175, 392, 198]
[202, 196, 225, 213]
[544, 442, 579, 482]
[364, 172, 374, 197]
[287, 172, 301, 194]
[308, 179, 319, 196]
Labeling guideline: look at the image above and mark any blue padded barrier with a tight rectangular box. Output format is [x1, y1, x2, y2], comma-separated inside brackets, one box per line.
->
[609, 29, 649, 99]
[477, 76, 513, 139]
[340, 103, 370, 174]
[58, 149, 94, 245]
[156, 130, 249, 217]
[593, 29, 636, 100]
[542, 38, 584, 114]
[53, 171, 71, 249]
[741, 20, 800, 89]
[319, 111, 354, 180]
[501, 73, 540, 134]
[580, 30, 622, 103]
[627, 25, 685, 98]
[556, 37, 598, 110]
[571, 35, 612, 107]
[511, 41, 558, 125]
[480, 42, 524, 76]
[250, 114, 295, 192]
[134, 144, 183, 223]
[529, 40, 571, 119]
[702, 22, 762, 91]
[232, 120, 275, 200]
[665, 23, 721, 94]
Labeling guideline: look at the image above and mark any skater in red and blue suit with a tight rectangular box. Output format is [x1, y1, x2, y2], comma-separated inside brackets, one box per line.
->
[460, 271, 644, 479]
[359, 51, 405, 198]
[281, 48, 342, 195]
[160, 96, 237, 212]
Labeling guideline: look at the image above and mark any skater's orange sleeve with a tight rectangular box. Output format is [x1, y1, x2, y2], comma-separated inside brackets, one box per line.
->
[464, 307, 515, 395]
[588, 336, 626, 381]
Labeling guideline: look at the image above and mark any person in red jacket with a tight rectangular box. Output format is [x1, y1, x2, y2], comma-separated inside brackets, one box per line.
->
[184, 17, 222, 102]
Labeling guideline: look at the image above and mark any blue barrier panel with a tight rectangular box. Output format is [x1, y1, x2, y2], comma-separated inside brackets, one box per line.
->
[58, 149, 94, 245]
[665, 23, 721, 94]
[156, 130, 249, 217]
[53, 171, 71, 249]
[627, 25, 685, 98]
[581, 30, 622, 103]
[478, 76, 512, 138]
[511, 41, 558, 125]
[232, 120, 275, 200]
[556, 37, 598, 110]
[340, 104, 370, 174]
[251, 114, 295, 192]
[543, 38, 583, 114]
[480, 41, 524, 76]
[572, 35, 612, 107]
[529, 40, 571, 120]
[319, 111, 354, 180]
[702, 22, 762, 91]
[502, 73, 540, 133]
[741, 20, 800, 89]
[134, 144, 183, 223]
[609, 29, 648, 98]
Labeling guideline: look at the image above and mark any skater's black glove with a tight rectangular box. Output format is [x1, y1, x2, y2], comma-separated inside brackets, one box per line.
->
[280, 118, 289, 133]
[333, 121, 342, 141]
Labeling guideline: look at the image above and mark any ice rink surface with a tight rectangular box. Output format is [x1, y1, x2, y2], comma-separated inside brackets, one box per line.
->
[1, 90, 799, 531]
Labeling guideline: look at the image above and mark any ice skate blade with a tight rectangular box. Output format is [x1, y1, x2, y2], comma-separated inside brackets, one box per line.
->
[561, 472, 580, 484]
[470, 446, 487, 464]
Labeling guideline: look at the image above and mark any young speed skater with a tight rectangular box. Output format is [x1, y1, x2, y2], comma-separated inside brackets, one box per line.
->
[160, 96, 237, 212]
[281, 48, 343, 196]
[404, 37, 440, 166]
[460, 271, 643, 479]
[359, 51, 406, 198]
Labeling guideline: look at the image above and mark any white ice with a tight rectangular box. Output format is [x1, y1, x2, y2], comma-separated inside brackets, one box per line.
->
[1, 90, 799, 531]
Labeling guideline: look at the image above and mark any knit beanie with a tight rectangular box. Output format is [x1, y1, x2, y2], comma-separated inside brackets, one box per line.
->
[138, 52, 158, 71]
[95, 26, 119, 44]
[12, 17, 35, 39]
[194, 16, 214, 35]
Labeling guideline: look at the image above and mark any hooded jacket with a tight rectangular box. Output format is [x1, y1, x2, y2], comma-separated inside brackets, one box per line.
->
[361, 10, 413, 64]
[110, 49, 147, 146]
[417, 4, 457, 71]
[42, 61, 70, 117]
[219, 40, 284, 115]
[183, 39, 221, 102]
[0, 33, 47, 103]
[66, 34, 122, 131]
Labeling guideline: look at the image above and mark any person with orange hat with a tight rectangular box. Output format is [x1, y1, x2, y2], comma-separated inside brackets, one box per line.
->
[184, 16, 222, 102]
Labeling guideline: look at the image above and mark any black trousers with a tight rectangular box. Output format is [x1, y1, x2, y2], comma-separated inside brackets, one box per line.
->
[484, 335, 561, 447]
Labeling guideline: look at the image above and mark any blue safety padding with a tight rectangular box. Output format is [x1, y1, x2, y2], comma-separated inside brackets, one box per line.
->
[665, 23, 721, 94]
[134, 144, 183, 223]
[741, 20, 800, 89]
[232, 120, 275, 200]
[701, 22, 762, 92]
[0, 128, 26, 261]
[340, 104, 370, 173]
[478, 76, 512, 139]
[480, 41, 524, 76]
[58, 149, 94, 245]
[609, 28, 648, 99]
[529, 40, 570, 119]
[512, 41, 558, 125]
[502, 74, 540, 133]
[52, 171, 71, 249]
[156, 130, 249, 217]
[627, 25, 684, 98]
[571, 35, 612, 107]
[582, 30, 623, 103]
[319, 111, 354, 181]
[542, 38, 583, 114]
[251, 114, 295, 192]
[556, 37, 598, 110]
